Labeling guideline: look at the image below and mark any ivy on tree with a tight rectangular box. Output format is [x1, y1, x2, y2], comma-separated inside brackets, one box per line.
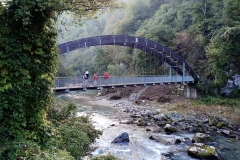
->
[0, 0, 118, 143]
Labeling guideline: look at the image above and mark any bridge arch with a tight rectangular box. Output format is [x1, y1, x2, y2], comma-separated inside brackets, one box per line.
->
[58, 35, 199, 82]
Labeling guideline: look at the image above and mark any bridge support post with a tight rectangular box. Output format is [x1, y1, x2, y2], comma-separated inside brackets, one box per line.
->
[182, 62, 185, 84]
[184, 84, 198, 98]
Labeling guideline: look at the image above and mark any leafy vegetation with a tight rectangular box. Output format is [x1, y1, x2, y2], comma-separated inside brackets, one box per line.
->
[0, 0, 118, 159]
[47, 101, 102, 159]
[58, 0, 240, 96]
[196, 96, 240, 107]
[91, 154, 118, 160]
[1, 101, 102, 159]
[1, 0, 240, 159]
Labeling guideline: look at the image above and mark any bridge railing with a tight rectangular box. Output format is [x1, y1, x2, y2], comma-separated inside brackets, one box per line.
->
[54, 75, 194, 89]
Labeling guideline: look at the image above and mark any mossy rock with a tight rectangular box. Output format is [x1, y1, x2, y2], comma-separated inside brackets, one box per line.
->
[177, 89, 184, 95]
[137, 121, 148, 126]
[209, 117, 218, 126]
[158, 121, 166, 126]
[216, 121, 226, 128]
[163, 116, 173, 124]
[164, 124, 177, 133]
[192, 133, 212, 143]
[167, 119, 173, 124]
[197, 122, 204, 127]
[187, 143, 218, 160]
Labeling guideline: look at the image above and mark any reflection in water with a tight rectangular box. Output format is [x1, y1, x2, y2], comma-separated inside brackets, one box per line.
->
[56, 91, 240, 160]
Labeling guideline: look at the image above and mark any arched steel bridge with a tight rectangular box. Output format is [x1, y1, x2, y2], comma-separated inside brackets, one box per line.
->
[58, 35, 199, 82]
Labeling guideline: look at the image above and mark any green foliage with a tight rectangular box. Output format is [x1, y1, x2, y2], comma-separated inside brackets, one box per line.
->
[92, 154, 118, 160]
[205, 0, 240, 87]
[47, 101, 77, 125]
[92, 48, 112, 75]
[228, 88, 240, 99]
[0, 0, 117, 159]
[57, 56, 73, 77]
[115, 0, 164, 35]
[0, 0, 59, 143]
[196, 96, 239, 106]
[57, 124, 90, 159]
[196, 80, 216, 95]
[57, 0, 240, 86]
[1, 100, 102, 159]
[1, 140, 74, 160]
[47, 101, 102, 159]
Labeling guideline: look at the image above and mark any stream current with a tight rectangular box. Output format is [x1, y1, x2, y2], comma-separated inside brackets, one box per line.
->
[56, 90, 240, 160]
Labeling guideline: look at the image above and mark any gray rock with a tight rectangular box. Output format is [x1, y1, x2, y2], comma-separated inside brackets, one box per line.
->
[164, 124, 177, 133]
[149, 135, 176, 145]
[153, 114, 165, 121]
[187, 143, 219, 160]
[175, 138, 181, 144]
[161, 152, 174, 160]
[129, 93, 140, 102]
[149, 135, 163, 142]
[192, 133, 212, 143]
[221, 129, 230, 135]
[111, 132, 129, 143]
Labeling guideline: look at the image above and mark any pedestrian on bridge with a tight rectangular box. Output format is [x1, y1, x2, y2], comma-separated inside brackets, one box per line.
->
[93, 72, 98, 86]
[83, 71, 89, 88]
[103, 72, 109, 85]
[85, 71, 89, 86]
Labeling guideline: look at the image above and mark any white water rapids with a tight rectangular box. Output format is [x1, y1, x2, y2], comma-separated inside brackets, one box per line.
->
[57, 90, 240, 160]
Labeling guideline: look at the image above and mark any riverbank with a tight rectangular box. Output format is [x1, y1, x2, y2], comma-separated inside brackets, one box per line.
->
[90, 85, 240, 127]
[91, 86, 240, 160]
[61, 86, 240, 160]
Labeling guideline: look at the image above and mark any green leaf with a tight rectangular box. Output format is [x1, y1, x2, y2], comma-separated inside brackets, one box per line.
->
[23, 44, 32, 51]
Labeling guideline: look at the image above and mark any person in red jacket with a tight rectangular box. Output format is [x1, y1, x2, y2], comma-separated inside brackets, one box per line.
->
[93, 72, 98, 86]
[103, 72, 109, 85]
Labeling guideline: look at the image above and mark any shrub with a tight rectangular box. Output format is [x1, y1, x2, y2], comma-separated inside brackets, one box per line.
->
[91, 154, 118, 160]
[229, 89, 240, 99]
[57, 124, 91, 159]
[0, 140, 74, 160]
[196, 96, 238, 106]
[47, 101, 102, 159]
[1, 101, 102, 159]
[47, 101, 77, 125]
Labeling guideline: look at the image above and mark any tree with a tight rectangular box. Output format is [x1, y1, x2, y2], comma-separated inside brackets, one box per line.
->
[206, 0, 240, 88]
[57, 56, 73, 77]
[0, 0, 118, 144]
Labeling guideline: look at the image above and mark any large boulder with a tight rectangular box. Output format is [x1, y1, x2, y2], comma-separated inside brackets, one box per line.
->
[164, 124, 177, 133]
[111, 132, 129, 143]
[187, 143, 219, 160]
[192, 133, 212, 143]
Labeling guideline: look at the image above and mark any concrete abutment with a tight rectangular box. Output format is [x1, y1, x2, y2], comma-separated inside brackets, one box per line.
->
[184, 84, 198, 98]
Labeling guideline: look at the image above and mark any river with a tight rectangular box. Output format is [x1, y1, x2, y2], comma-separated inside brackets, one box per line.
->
[56, 90, 240, 160]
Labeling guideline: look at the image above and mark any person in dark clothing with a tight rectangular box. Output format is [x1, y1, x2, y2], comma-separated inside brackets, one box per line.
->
[85, 71, 89, 86]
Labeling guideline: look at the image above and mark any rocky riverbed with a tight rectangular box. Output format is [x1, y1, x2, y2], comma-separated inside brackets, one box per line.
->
[88, 85, 240, 160]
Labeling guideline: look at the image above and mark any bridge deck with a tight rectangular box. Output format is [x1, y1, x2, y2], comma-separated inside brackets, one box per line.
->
[53, 75, 194, 93]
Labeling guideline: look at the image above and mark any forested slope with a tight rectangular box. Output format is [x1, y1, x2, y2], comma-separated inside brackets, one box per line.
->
[58, 0, 240, 91]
